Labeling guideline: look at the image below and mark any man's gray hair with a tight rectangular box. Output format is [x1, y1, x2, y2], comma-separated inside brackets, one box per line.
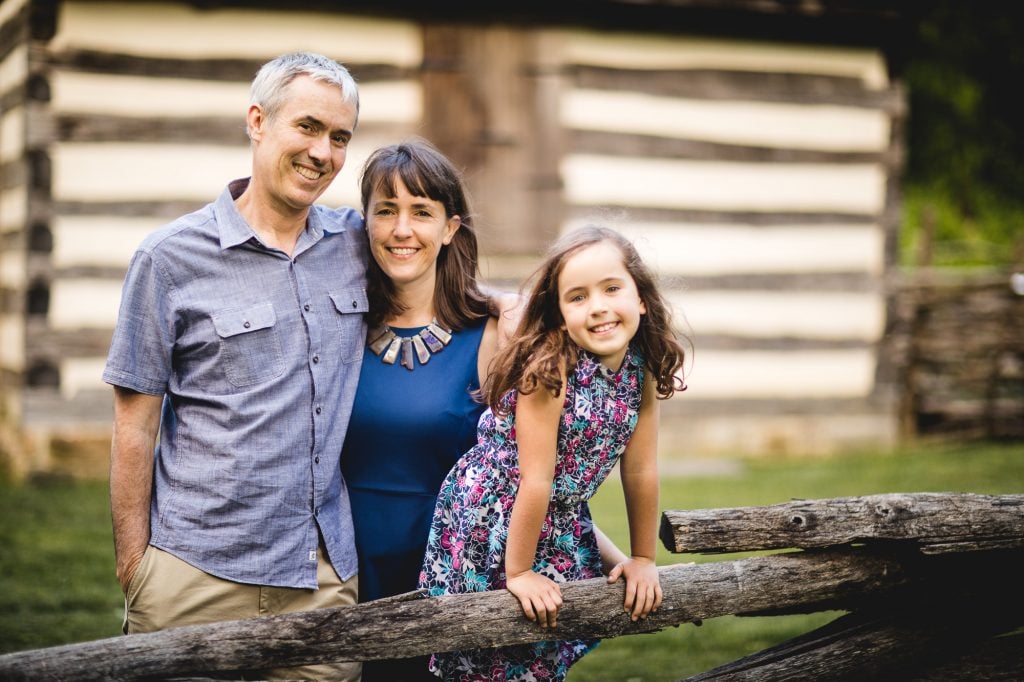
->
[249, 52, 360, 129]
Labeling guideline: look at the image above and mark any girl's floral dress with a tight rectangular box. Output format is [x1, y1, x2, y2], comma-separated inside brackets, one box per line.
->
[418, 344, 645, 681]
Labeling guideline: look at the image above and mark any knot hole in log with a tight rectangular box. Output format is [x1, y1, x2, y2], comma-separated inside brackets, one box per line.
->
[786, 512, 817, 530]
[874, 503, 904, 522]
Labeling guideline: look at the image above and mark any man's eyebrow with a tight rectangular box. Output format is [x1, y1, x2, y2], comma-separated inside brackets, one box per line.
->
[297, 114, 324, 127]
[297, 115, 350, 132]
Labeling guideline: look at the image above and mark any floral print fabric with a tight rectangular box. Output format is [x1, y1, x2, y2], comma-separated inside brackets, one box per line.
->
[419, 344, 645, 681]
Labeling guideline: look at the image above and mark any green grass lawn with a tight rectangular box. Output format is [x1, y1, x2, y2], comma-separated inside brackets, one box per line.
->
[1, 442, 1021, 680]
[0, 476, 123, 653]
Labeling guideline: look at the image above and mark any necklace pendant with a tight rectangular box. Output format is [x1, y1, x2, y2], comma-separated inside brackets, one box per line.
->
[426, 322, 452, 345]
[368, 327, 395, 356]
[381, 336, 402, 364]
[369, 318, 453, 370]
[420, 329, 444, 353]
[400, 337, 415, 370]
[412, 335, 430, 364]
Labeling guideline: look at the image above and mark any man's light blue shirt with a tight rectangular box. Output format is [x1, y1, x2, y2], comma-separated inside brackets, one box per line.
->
[103, 179, 367, 589]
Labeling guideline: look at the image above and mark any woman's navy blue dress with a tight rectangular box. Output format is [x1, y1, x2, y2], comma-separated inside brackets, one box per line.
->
[341, 318, 487, 681]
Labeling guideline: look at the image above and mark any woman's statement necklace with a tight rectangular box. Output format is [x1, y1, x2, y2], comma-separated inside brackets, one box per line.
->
[367, 319, 453, 370]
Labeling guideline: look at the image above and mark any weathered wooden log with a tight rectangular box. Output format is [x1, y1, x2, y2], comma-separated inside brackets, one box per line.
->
[570, 128, 894, 165]
[47, 48, 412, 83]
[54, 114, 410, 145]
[912, 631, 1024, 681]
[660, 493, 1024, 555]
[683, 596, 1023, 682]
[569, 65, 904, 111]
[0, 549, 914, 681]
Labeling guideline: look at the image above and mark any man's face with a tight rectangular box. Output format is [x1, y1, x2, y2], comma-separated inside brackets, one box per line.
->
[247, 75, 357, 215]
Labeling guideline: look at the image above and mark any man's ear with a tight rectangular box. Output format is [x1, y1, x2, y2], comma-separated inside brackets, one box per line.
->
[246, 105, 266, 142]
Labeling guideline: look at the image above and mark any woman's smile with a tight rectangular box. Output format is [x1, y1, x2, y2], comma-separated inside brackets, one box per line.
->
[368, 178, 460, 290]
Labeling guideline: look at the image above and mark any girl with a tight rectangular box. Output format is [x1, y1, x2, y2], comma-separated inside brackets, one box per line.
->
[419, 225, 688, 681]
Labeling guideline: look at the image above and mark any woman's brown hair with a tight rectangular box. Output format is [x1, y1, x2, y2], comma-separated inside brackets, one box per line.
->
[358, 137, 489, 329]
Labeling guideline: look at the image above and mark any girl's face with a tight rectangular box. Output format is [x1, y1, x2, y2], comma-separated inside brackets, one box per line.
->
[367, 176, 460, 295]
[556, 241, 646, 371]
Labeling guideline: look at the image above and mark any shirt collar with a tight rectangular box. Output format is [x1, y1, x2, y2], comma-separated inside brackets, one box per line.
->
[214, 177, 339, 252]
[215, 178, 257, 250]
[577, 342, 642, 383]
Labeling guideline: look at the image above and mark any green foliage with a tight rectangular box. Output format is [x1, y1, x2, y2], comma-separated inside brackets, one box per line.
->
[902, 183, 1024, 267]
[902, 3, 1024, 266]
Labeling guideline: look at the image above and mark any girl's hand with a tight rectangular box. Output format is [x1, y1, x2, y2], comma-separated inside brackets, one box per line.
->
[506, 570, 563, 629]
[607, 557, 662, 621]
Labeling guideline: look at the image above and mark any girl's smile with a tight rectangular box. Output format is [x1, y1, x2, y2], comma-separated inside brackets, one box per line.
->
[557, 241, 646, 372]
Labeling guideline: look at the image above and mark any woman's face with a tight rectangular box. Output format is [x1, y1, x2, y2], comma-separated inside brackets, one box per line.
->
[366, 176, 461, 293]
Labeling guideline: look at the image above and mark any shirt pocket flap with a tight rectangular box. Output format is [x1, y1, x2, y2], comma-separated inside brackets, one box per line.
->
[211, 302, 277, 339]
[330, 288, 369, 315]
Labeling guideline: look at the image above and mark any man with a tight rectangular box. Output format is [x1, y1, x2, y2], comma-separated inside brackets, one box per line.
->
[104, 52, 365, 680]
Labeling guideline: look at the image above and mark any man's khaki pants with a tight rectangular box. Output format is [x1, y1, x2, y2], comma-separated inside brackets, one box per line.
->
[125, 545, 360, 681]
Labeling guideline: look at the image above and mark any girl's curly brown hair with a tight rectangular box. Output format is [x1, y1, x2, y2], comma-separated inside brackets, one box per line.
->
[484, 225, 688, 413]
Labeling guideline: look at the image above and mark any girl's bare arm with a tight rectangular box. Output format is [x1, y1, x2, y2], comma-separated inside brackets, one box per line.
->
[612, 373, 663, 621]
[504, 381, 564, 628]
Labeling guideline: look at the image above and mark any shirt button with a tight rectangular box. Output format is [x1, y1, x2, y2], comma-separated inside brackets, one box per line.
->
[315, 406, 322, 414]
[351, 300, 357, 308]
[314, 456, 320, 464]
[243, 321, 251, 328]
[304, 304, 311, 312]
[312, 355, 320, 363]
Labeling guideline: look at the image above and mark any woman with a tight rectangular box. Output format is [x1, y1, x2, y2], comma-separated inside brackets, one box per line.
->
[341, 138, 497, 680]
[342, 139, 630, 680]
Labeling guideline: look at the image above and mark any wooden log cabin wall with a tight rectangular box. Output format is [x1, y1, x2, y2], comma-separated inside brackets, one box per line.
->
[0, 0, 35, 469]
[0, 0, 909, 475]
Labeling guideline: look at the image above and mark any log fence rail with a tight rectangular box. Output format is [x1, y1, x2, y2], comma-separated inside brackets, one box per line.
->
[0, 492, 1020, 680]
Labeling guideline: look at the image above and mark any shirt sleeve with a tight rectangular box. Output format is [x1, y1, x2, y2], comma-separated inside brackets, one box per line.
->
[102, 249, 175, 395]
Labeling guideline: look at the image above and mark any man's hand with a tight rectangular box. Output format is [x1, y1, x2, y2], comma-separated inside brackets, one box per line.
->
[117, 546, 147, 594]
[495, 291, 524, 347]
[482, 286, 525, 347]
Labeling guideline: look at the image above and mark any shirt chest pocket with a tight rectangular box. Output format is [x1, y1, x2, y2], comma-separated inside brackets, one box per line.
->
[330, 288, 369, 364]
[211, 302, 285, 387]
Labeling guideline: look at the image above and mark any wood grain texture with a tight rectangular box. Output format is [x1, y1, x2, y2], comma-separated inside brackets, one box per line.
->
[660, 493, 1024, 555]
[0, 550, 912, 680]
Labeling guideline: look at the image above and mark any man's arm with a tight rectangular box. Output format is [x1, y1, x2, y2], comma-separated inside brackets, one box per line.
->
[109, 386, 163, 594]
